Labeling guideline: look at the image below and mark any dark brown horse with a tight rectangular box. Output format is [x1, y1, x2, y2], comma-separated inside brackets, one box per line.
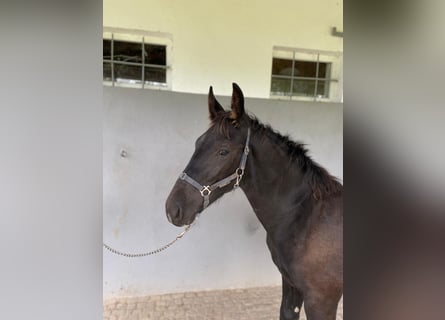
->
[166, 83, 343, 320]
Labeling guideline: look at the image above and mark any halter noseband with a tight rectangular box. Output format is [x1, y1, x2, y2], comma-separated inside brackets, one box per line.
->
[179, 128, 251, 209]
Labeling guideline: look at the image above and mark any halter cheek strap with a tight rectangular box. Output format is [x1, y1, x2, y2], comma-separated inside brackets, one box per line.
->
[179, 128, 251, 209]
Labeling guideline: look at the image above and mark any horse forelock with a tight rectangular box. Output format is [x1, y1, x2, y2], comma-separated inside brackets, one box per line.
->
[209, 111, 238, 139]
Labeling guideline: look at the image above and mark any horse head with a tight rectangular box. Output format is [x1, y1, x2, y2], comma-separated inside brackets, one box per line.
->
[165, 83, 250, 226]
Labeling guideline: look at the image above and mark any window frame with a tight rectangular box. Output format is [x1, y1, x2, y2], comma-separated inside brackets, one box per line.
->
[103, 27, 172, 90]
[270, 46, 343, 102]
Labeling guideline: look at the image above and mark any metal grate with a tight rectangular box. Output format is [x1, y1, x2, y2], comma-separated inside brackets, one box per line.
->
[103, 35, 167, 88]
[270, 50, 339, 101]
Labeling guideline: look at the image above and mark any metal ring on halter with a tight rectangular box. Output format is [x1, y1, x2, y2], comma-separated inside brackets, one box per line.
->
[200, 186, 212, 197]
[234, 168, 244, 188]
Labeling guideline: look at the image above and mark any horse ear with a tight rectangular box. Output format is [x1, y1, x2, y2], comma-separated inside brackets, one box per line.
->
[230, 83, 245, 120]
[208, 86, 224, 121]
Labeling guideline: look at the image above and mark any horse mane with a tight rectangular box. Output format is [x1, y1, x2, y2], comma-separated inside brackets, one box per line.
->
[211, 112, 342, 199]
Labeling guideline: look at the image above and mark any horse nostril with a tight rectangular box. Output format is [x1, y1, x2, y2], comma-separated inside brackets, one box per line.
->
[167, 204, 182, 222]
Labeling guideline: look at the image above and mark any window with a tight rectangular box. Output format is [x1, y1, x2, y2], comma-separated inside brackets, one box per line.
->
[270, 47, 342, 102]
[103, 32, 169, 88]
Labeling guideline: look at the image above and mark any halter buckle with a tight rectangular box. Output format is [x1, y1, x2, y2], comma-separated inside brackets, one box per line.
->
[200, 186, 212, 197]
[234, 168, 244, 188]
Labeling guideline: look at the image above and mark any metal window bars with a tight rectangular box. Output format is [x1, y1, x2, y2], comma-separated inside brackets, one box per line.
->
[103, 34, 168, 88]
[271, 49, 340, 101]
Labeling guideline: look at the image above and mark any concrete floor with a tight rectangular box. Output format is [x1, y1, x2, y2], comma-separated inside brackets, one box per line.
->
[103, 286, 343, 320]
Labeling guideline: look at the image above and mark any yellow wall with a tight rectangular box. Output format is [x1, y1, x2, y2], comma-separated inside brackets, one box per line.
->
[104, 0, 343, 98]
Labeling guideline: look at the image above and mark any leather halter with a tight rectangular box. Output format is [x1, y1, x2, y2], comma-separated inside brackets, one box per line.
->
[179, 128, 251, 209]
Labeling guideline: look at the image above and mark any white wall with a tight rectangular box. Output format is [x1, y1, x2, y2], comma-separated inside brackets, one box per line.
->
[103, 87, 342, 298]
[103, 0, 343, 98]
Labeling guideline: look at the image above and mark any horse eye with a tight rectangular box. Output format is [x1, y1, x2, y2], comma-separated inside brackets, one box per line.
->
[218, 149, 229, 156]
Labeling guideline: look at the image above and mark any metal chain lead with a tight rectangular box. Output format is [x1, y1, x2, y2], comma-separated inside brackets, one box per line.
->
[103, 223, 193, 258]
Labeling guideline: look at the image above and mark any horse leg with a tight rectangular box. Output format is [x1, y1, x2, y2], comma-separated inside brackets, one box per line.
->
[303, 289, 342, 320]
[280, 277, 304, 320]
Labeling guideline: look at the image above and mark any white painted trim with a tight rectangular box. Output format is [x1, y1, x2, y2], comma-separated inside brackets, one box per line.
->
[273, 45, 343, 57]
[103, 26, 173, 40]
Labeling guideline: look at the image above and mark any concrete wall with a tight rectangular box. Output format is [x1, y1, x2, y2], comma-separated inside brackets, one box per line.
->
[103, 86, 342, 298]
[103, 0, 343, 98]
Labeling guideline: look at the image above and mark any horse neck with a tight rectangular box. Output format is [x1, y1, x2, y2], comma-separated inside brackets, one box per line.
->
[240, 131, 311, 235]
